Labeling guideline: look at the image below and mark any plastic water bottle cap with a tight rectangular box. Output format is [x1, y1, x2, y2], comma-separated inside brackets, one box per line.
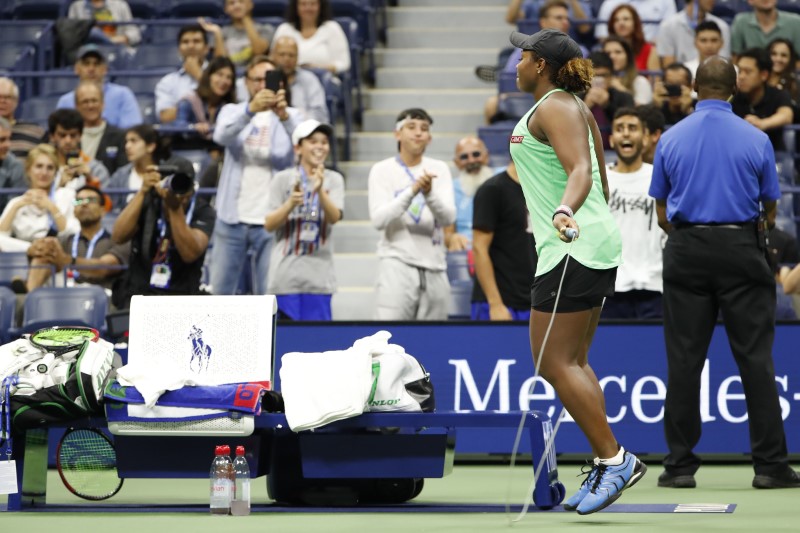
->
[236, 446, 245, 456]
[215, 445, 225, 456]
[222, 445, 231, 455]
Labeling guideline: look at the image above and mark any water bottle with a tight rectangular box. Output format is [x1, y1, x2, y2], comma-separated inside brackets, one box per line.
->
[231, 445, 251, 516]
[209, 445, 234, 515]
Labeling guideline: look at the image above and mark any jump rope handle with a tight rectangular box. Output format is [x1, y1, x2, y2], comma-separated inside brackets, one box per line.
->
[564, 228, 578, 241]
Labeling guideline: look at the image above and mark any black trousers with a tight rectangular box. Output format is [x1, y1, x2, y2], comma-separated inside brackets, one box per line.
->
[662, 225, 789, 476]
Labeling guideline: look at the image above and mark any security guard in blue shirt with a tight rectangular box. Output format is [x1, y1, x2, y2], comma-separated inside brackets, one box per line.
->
[649, 56, 800, 490]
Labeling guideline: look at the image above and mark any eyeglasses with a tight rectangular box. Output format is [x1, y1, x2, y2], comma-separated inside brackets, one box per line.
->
[458, 151, 483, 161]
[73, 197, 101, 206]
[0, 94, 17, 101]
[247, 76, 266, 83]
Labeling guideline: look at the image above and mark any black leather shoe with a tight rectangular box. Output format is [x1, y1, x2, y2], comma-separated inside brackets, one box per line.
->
[657, 470, 696, 488]
[753, 469, 800, 489]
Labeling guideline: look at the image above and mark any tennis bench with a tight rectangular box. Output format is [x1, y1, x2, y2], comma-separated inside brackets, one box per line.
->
[5, 410, 566, 511]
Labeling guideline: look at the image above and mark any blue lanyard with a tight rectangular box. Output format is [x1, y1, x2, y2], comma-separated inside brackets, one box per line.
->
[395, 155, 420, 185]
[1, 375, 17, 458]
[156, 195, 197, 241]
[298, 166, 320, 217]
[72, 228, 106, 261]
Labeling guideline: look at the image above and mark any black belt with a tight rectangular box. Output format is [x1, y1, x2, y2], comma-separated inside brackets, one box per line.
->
[675, 222, 755, 230]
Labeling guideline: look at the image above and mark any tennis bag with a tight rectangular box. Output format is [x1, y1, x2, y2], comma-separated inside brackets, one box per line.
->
[11, 340, 119, 430]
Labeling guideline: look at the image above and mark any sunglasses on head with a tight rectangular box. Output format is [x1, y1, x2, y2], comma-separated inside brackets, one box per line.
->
[458, 151, 483, 161]
[73, 197, 101, 206]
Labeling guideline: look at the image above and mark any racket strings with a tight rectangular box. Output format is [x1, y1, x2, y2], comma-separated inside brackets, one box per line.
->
[58, 429, 122, 500]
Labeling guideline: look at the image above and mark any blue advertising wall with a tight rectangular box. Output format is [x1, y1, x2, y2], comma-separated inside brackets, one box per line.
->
[275, 322, 800, 456]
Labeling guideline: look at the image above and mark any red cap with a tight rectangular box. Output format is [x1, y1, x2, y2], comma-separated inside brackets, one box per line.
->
[222, 445, 231, 455]
[236, 446, 245, 456]
[215, 445, 225, 456]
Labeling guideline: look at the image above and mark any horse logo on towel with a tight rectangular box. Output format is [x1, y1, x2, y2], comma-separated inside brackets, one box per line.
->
[188, 325, 212, 373]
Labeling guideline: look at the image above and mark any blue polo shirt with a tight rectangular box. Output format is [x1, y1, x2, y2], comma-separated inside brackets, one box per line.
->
[649, 99, 781, 224]
[57, 81, 143, 129]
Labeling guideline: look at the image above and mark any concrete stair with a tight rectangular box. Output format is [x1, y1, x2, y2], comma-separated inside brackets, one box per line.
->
[331, 0, 509, 320]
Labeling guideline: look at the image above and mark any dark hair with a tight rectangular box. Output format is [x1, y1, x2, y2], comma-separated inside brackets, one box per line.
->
[539, 0, 568, 20]
[178, 23, 208, 45]
[602, 36, 638, 92]
[553, 57, 593, 93]
[48, 108, 83, 135]
[76, 184, 106, 207]
[636, 104, 666, 134]
[768, 37, 799, 74]
[768, 37, 800, 99]
[695, 20, 722, 36]
[664, 62, 693, 85]
[588, 51, 613, 71]
[196, 56, 237, 105]
[126, 124, 171, 163]
[286, 0, 332, 31]
[739, 47, 773, 73]
[613, 106, 642, 122]
[395, 108, 434, 125]
[608, 4, 647, 59]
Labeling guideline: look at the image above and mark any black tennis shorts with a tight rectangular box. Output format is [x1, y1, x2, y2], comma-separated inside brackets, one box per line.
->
[531, 255, 617, 313]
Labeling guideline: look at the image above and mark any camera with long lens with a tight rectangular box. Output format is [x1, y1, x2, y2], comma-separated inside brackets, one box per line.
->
[157, 165, 194, 195]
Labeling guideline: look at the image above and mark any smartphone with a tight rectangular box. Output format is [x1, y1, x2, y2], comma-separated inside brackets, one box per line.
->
[66, 150, 81, 166]
[664, 83, 682, 97]
[591, 76, 606, 90]
[265, 69, 285, 92]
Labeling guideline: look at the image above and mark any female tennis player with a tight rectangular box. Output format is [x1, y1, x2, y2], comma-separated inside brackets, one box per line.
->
[509, 28, 646, 515]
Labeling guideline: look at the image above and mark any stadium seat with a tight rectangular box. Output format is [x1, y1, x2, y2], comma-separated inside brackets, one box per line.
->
[90, 44, 132, 70]
[18, 95, 61, 127]
[448, 280, 473, 320]
[308, 67, 341, 167]
[167, 0, 225, 18]
[145, 24, 179, 45]
[17, 285, 109, 335]
[136, 93, 157, 124]
[128, 0, 163, 19]
[132, 45, 181, 70]
[1, 22, 49, 45]
[112, 72, 167, 94]
[38, 72, 79, 96]
[0, 286, 16, 343]
[332, 0, 376, 81]
[779, 0, 800, 14]
[11, 0, 67, 20]
[0, 43, 36, 71]
[251, 0, 289, 17]
[0, 252, 29, 290]
[498, 72, 518, 94]
[478, 123, 514, 167]
[446, 251, 472, 283]
[497, 93, 535, 121]
[712, 0, 743, 20]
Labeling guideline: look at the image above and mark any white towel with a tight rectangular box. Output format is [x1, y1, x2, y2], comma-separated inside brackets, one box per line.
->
[116, 361, 207, 408]
[280, 331, 389, 431]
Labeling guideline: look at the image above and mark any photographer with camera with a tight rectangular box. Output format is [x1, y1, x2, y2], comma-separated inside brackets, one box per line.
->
[210, 55, 303, 296]
[653, 63, 695, 126]
[110, 158, 215, 309]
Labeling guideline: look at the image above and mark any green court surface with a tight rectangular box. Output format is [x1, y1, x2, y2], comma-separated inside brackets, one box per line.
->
[3, 463, 799, 532]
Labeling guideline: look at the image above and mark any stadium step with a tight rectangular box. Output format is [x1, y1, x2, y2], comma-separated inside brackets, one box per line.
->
[375, 67, 489, 90]
[387, 26, 512, 49]
[375, 48, 499, 68]
[366, 88, 493, 111]
[350, 132, 468, 161]
[363, 109, 485, 133]
[334, 253, 379, 287]
[387, 6, 506, 28]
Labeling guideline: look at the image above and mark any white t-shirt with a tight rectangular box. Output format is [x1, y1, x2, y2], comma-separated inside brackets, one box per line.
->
[606, 162, 664, 292]
[237, 111, 274, 224]
[272, 21, 351, 74]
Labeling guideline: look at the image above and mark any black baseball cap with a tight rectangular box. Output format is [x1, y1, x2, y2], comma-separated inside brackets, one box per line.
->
[509, 28, 582, 72]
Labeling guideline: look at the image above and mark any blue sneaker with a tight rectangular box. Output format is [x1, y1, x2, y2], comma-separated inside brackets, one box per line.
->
[576, 451, 647, 515]
[562, 460, 598, 511]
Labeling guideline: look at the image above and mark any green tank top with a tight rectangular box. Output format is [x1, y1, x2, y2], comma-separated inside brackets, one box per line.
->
[510, 88, 622, 276]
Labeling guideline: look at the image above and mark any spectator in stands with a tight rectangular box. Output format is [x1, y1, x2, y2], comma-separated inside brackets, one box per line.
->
[471, 160, 537, 321]
[0, 118, 25, 214]
[682, 21, 726, 79]
[48, 109, 110, 191]
[209, 56, 303, 296]
[602, 107, 663, 318]
[732, 48, 794, 152]
[607, 4, 660, 72]
[271, 36, 331, 123]
[108, 125, 195, 210]
[155, 24, 211, 124]
[505, 0, 593, 40]
[583, 51, 636, 148]
[768, 38, 800, 104]
[657, 0, 731, 66]
[56, 45, 142, 129]
[176, 56, 238, 141]
[198, 0, 274, 67]
[67, 0, 141, 47]
[596, 0, 677, 43]
[111, 163, 215, 309]
[368, 108, 455, 320]
[731, 0, 800, 59]
[24, 185, 129, 294]
[0, 144, 79, 253]
[272, 0, 351, 75]
[652, 63, 695, 125]
[444, 136, 493, 251]
[0, 77, 46, 158]
[637, 104, 666, 164]
[265, 120, 343, 320]
[74, 81, 127, 176]
[602, 36, 654, 104]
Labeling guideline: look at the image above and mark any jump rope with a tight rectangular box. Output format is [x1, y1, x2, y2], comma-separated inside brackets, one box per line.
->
[505, 227, 578, 524]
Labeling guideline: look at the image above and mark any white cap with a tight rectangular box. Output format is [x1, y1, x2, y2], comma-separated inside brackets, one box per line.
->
[292, 119, 333, 146]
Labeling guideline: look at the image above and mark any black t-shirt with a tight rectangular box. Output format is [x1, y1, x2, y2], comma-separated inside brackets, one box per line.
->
[119, 192, 216, 307]
[769, 226, 800, 269]
[732, 85, 793, 151]
[471, 171, 537, 309]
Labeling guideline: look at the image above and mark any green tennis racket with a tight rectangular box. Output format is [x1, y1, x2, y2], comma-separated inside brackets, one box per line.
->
[29, 327, 99, 356]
